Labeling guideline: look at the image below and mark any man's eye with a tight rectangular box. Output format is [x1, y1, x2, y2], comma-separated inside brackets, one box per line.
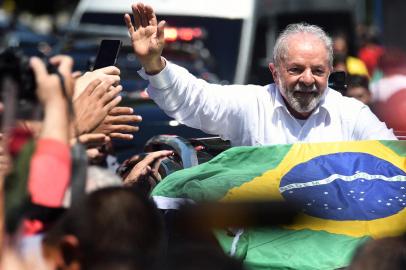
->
[288, 68, 301, 74]
[313, 69, 326, 76]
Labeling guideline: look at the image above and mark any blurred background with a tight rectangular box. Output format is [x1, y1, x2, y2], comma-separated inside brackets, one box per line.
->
[1, 0, 406, 157]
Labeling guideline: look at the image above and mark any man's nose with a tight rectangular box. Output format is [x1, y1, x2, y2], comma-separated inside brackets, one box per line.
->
[299, 69, 315, 86]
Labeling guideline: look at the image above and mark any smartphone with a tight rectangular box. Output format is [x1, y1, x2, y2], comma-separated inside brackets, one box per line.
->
[92, 39, 122, 70]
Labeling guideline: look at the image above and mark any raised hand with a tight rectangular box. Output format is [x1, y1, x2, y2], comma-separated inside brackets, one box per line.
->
[30, 56, 74, 106]
[30, 55, 74, 142]
[124, 3, 166, 74]
[120, 150, 173, 187]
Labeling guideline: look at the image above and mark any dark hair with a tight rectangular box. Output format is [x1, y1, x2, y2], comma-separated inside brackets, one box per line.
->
[346, 75, 369, 90]
[44, 187, 164, 269]
[333, 53, 347, 68]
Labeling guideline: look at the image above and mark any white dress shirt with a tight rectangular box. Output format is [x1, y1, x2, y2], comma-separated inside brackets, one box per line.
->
[140, 61, 396, 147]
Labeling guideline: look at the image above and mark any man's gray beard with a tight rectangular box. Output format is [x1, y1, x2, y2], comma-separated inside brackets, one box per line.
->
[279, 79, 321, 113]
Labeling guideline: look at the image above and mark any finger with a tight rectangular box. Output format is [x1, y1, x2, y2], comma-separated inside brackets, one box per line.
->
[30, 57, 48, 82]
[138, 3, 148, 27]
[103, 95, 122, 112]
[86, 148, 104, 159]
[151, 156, 166, 175]
[109, 133, 134, 140]
[101, 76, 121, 89]
[141, 166, 152, 177]
[106, 84, 123, 94]
[72, 71, 82, 79]
[124, 13, 135, 35]
[49, 55, 74, 77]
[105, 115, 142, 124]
[78, 133, 110, 145]
[108, 124, 139, 133]
[139, 150, 173, 167]
[157, 20, 166, 43]
[109, 106, 134, 116]
[71, 133, 109, 147]
[94, 66, 121, 76]
[131, 4, 142, 29]
[144, 5, 157, 26]
[104, 96, 123, 112]
[108, 75, 121, 85]
[125, 163, 152, 184]
[78, 79, 102, 98]
[93, 80, 118, 99]
[124, 164, 147, 185]
[128, 154, 142, 164]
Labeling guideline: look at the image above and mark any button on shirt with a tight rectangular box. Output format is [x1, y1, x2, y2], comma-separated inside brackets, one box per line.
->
[140, 61, 396, 147]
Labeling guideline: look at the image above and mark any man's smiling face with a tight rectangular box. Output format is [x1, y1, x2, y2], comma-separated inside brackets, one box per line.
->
[271, 33, 331, 119]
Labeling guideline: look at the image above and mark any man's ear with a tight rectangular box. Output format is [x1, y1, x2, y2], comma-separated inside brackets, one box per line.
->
[269, 63, 278, 84]
[60, 235, 81, 270]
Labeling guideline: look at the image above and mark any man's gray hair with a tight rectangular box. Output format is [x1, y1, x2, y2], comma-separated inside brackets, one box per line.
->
[273, 23, 333, 68]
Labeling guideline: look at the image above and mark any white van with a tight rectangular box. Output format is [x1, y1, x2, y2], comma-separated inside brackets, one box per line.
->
[68, 0, 360, 85]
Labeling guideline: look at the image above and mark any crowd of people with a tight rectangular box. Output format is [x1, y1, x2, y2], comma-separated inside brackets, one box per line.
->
[331, 26, 406, 135]
[0, 2, 405, 270]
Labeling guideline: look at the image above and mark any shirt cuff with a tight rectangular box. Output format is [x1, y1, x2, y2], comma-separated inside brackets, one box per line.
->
[137, 58, 174, 90]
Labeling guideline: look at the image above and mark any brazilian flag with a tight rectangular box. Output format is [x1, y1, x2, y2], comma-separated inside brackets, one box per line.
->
[151, 140, 406, 269]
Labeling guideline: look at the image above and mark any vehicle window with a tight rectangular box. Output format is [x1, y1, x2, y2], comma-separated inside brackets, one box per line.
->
[79, 12, 243, 84]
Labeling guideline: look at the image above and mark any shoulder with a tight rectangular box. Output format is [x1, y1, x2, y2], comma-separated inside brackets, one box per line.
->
[213, 83, 272, 99]
[324, 88, 361, 104]
[324, 88, 367, 115]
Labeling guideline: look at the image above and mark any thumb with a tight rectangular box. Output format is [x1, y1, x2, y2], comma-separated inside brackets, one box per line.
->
[157, 20, 166, 44]
[29, 57, 47, 82]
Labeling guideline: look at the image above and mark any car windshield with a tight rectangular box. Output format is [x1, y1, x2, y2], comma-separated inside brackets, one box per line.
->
[79, 12, 243, 84]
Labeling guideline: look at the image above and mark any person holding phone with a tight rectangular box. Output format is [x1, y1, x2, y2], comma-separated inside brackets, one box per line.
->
[92, 40, 122, 71]
[71, 41, 142, 142]
[125, 3, 396, 146]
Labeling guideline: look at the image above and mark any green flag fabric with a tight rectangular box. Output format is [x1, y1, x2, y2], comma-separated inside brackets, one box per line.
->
[152, 140, 406, 269]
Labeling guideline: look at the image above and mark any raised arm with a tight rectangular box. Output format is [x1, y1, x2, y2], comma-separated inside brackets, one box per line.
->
[28, 56, 74, 207]
[124, 3, 166, 74]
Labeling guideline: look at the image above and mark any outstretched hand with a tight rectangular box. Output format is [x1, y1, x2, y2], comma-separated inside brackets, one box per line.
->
[120, 150, 173, 187]
[124, 3, 166, 74]
[93, 106, 142, 140]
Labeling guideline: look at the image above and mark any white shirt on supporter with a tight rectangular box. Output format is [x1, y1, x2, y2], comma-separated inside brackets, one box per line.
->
[139, 61, 397, 147]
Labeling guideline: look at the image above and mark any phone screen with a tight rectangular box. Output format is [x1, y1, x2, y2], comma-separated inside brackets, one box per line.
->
[92, 39, 122, 70]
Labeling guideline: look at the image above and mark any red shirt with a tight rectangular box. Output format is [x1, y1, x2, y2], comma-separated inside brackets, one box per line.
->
[28, 139, 71, 208]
